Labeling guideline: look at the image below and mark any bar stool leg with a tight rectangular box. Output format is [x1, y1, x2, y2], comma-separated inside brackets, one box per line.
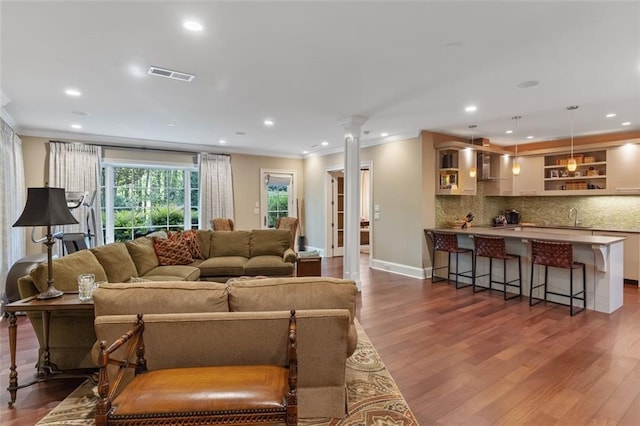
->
[570, 268, 574, 316]
[544, 265, 548, 301]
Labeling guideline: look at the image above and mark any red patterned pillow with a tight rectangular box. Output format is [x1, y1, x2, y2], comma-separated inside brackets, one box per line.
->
[153, 237, 193, 265]
[168, 230, 203, 259]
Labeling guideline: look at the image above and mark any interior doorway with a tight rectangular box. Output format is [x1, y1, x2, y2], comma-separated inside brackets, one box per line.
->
[326, 163, 372, 259]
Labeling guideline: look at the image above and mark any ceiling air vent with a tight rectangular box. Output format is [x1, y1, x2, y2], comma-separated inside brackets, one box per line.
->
[148, 66, 195, 82]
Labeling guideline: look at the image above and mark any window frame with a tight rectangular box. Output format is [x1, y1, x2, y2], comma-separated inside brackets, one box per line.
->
[259, 169, 297, 229]
[101, 160, 198, 243]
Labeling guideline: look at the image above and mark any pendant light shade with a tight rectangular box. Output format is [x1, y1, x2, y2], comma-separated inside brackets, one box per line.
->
[468, 124, 477, 178]
[512, 115, 521, 175]
[567, 105, 579, 172]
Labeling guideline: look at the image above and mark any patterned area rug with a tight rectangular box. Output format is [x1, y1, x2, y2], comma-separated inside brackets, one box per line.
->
[36, 321, 417, 425]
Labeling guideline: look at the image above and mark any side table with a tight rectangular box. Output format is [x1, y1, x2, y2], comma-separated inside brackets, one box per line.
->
[297, 256, 322, 277]
[4, 293, 96, 406]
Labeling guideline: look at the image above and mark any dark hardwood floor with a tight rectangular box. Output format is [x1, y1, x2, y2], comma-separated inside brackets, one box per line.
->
[2, 255, 640, 425]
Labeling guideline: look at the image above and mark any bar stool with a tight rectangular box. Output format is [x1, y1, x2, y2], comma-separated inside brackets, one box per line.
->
[425, 230, 474, 289]
[472, 235, 522, 300]
[529, 240, 586, 316]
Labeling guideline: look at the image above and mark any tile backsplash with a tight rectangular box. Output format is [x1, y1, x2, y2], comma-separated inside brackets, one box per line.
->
[436, 186, 640, 231]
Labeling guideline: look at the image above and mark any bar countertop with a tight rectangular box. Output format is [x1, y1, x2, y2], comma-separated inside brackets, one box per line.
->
[428, 227, 626, 246]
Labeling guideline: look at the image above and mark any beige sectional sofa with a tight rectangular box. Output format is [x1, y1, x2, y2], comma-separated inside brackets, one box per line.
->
[93, 277, 358, 418]
[17, 229, 298, 370]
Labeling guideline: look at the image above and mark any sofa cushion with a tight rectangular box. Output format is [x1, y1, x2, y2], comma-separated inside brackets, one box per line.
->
[198, 256, 247, 277]
[244, 256, 295, 276]
[93, 281, 230, 316]
[249, 229, 290, 257]
[228, 277, 358, 356]
[196, 230, 212, 258]
[91, 243, 139, 283]
[168, 230, 204, 259]
[153, 237, 193, 266]
[142, 265, 201, 281]
[30, 250, 107, 293]
[210, 231, 250, 258]
[125, 237, 159, 276]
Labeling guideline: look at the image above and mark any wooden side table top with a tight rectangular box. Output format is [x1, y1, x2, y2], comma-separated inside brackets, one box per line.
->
[4, 293, 94, 313]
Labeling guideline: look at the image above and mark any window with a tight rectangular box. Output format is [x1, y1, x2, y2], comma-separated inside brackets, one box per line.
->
[101, 165, 198, 243]
[260, 170, 295, 228]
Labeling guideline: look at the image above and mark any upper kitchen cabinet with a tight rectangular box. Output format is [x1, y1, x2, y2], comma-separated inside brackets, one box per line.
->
[512, 155, 544, 195]
[543, 150, 607, 195]
[436, 148, 476, 195]
[607, 143, 640, 194]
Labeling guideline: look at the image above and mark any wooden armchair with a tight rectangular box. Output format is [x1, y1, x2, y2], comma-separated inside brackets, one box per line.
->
[95, 311, 298, 426]
[276, 217, 299, 249]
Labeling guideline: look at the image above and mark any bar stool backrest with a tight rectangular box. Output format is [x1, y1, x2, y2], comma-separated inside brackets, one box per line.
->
[432, 231, 459, 253]
[531, 240, 573, 269]
[474, 235, 506, 258]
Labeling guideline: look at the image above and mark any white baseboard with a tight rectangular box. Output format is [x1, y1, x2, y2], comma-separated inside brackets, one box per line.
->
[370, 259, 426, 280]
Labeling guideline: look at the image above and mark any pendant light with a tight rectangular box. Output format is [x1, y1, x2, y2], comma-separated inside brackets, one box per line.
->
[512, 115, 521, 175]
[567, 105, 579, 172]
[468, 124, 477, 178]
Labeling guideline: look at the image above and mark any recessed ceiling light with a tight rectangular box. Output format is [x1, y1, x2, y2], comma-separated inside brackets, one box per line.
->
[606, 113, 617, 118]
[167, 123, 176, 127]
[219, 139, 227, 144]
[465, 105, 477, 113]
[622, 122, 631, 126]
[71, 124, 82, 129]
[321, 141, 329, 146]
[505, 130, 513, 134]
[65, 89, 81, 97]
[380, 132, 389, 137]
[303, 150, 309, 154]
[526, 136, 534, 139]
[264, 119, 275, 127]
[183, 21, 203, 32]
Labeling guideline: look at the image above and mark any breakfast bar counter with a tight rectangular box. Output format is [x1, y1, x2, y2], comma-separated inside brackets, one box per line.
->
[425, 227, 626, 314]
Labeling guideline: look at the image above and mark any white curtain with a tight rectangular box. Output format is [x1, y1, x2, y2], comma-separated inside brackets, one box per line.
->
[360, 169, 370, 221]
[198, 154, 234, 228]
[49, 142, 104, 254]
[0, 119, 25, 308]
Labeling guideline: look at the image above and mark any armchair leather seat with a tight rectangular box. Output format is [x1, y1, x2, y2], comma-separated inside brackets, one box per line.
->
[110, 365, 289, 417]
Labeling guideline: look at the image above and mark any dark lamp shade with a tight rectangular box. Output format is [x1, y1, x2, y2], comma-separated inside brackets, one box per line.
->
[13, 187, 79, 227]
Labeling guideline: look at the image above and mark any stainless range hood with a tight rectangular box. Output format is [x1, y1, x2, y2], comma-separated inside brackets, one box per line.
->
[477, 152, 503, 181]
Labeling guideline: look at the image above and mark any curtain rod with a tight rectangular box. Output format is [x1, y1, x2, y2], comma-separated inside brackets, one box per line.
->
[49, 140, 230, 157]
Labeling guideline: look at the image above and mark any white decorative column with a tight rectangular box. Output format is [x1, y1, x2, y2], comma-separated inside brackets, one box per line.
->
[340, 116, 368, 291]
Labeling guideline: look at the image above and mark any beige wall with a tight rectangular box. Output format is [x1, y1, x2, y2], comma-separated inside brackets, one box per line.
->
[303, 137, 425, 270]
[20, 137, 49, 255]
[230, 154, 304, 230]
[18, 136, 304, 254]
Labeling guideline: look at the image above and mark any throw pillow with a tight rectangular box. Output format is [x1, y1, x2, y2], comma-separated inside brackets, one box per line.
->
[153, 237, 193, 266]
[168, 229, 203, 259]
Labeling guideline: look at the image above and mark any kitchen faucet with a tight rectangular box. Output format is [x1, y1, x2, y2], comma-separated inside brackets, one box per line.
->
[568, 208, 581, 227]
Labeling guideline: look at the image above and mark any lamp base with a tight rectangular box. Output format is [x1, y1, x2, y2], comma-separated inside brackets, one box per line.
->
[37, 286, 64, 300]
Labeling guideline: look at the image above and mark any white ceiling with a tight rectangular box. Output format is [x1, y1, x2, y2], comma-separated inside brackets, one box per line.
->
[1, 1, 639, 158]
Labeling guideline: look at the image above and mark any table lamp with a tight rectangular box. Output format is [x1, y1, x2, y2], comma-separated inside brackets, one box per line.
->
[13, 187, 79, 299]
